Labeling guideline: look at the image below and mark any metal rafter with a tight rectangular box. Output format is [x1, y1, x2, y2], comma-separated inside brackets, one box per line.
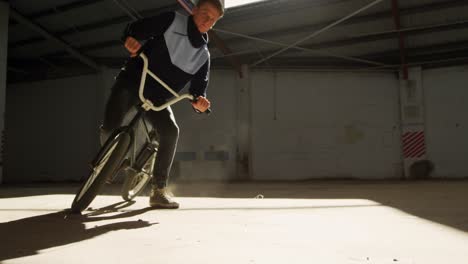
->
[10, 0, 244, 76]
[10, 4, 179, 47]
[9, 7, 100, 71]
[43, 13, 468, 68]
[213, 28, 389, 67]
[9, 0, 105, 25]
[11, 39, 468, 72]
[219, 1, 468, 50]
[107, 0, 143, 21]
[210, 17, 468, 63]
[9, 0, 468, 73]
[11, 0, 468, 50]
[250, 0, 386, 66]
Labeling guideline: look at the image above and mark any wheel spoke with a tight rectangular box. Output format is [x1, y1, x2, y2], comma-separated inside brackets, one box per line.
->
[123, 172, 150, 200]
[76, 142, 118, 201]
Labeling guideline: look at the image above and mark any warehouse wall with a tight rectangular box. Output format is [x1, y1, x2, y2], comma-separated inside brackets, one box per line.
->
[250, 70, 402, 180]
[5, 65, 468, 182]
[4, 74, 103, 182]
[171, 70, 238, 181]
[423, 66, 468, 178]
[4, 69, 238, 183]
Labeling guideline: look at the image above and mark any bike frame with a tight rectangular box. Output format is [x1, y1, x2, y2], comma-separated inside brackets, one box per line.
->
[94, 53, 197, 169]
[73, 52, 208, 211]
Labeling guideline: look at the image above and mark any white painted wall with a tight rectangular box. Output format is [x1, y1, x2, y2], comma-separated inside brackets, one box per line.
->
[4, 69, 238, 183]
[5, 65, 468, 183]
[250, 70, 402, 180]
[171, 70, 238, 181]
[423, 66, 468, 178]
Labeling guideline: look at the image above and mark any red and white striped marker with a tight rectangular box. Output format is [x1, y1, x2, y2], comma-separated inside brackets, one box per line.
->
[402, 131, 426, 159]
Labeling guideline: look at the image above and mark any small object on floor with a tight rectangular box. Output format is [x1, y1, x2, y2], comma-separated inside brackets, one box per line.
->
[254, 194, 264, 199]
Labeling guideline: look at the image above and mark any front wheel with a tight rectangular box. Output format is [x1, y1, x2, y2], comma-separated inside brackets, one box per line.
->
[71, 132, 131, 213]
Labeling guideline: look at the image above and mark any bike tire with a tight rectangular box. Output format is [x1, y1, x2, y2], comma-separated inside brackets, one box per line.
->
[121, 152, 155, 201]
[71, 132, 131, 213]
[121, 171, 151, 201]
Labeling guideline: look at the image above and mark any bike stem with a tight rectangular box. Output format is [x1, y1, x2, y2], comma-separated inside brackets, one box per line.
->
[138, 53, 195, 112]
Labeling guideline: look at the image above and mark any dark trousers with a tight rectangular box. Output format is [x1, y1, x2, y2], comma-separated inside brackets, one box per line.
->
[102, 77, 179, 188]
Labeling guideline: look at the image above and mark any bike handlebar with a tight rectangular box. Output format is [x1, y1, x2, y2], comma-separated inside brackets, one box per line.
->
[138, 53, 211, 114]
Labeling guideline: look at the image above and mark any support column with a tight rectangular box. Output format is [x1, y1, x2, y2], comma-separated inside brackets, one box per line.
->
[399, 67, 427, 178]
[0, 2, 9, 184]
[236, 64, 252, 180]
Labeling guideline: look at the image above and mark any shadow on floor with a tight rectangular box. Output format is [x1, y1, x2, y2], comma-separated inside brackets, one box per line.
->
[0, 201, 157, 261]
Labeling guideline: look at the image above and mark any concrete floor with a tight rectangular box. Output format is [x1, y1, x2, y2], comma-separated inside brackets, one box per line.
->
[0, 180, 467, 264]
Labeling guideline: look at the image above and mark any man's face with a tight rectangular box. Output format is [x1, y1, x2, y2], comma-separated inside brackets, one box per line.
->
[192, 2, 222, 33]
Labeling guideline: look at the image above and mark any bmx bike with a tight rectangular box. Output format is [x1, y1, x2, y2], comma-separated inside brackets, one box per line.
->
[70, 53, 210, 213]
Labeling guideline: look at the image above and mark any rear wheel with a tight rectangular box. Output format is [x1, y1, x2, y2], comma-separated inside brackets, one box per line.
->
[121, 152, 155, 201]
[71, 132, 131, 213]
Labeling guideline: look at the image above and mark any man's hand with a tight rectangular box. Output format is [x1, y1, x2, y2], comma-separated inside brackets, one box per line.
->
[191, 96, 211, 113]
[124, 36, 141, 57]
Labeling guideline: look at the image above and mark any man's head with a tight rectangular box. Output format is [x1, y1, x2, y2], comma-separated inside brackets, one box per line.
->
[192, 0, 224, 33]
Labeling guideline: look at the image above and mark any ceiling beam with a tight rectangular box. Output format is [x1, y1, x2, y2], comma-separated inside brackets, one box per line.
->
[10, 0, 468, 49]
[9, 0, 468, 72]
[13, 17, 468, 70]
[211, 45, 468, 70]
[7, 4, 245, 77]
[302, 20, 468, 51]
[250, 0, 386, 66]
[9, 40, 468, 78]
[27, 0, 104, 20]
[209, 18, 468, 65]
[363, 40, 468, 61]
[9, 7, 101, 71]
[9, 0, 105, 26]
[218, 0, 468, 45]
[106, 0, 143, 21]
[213, 28, 388, 67]
[10, 4, 179, 47]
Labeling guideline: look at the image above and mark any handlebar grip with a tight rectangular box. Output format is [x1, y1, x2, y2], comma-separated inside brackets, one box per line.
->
[191, 97, 212, 115]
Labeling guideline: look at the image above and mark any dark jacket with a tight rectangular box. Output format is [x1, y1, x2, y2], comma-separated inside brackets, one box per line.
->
[119, 11, 210, 102]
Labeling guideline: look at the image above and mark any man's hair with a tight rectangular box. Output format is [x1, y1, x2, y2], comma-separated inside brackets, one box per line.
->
[197, 0, 224, 17]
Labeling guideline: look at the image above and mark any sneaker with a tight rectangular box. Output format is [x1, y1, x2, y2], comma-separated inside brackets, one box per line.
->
[149, 187, 179, 209]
